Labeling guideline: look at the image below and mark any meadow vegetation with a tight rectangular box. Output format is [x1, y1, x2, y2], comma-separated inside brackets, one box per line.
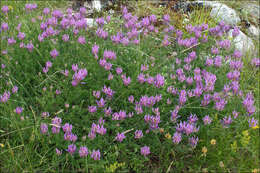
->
[0, 1, 259, 172]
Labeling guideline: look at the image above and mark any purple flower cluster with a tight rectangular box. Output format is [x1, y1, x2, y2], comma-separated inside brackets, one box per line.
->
[140, 146, 150, 156]
[72, 68, 88, 86]
[243, 92, 256, 115]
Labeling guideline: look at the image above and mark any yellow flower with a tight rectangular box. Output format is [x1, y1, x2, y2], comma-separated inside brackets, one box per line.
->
[202, 146, 207, 154]
[210, 139, 216, 145]
[241, 130, 250, 147]
[231, 141, 237, 152]
[0, 143, 4, 148]
[165, 133, 171, 139]
[252, 125, 259, 130]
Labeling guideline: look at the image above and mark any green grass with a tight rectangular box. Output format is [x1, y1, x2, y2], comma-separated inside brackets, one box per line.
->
[0, 1, 259, 173]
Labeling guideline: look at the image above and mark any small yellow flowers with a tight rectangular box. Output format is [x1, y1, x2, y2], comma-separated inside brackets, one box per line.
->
[252, 125, 259, 130]
[165, 133, 171, 139]
[241, 130, 250, 147]
[231, 141, 238, 152]
[106, 162, 125, 173]
[210, 139, 216, 145]
[0, 143, 4, 148]
[202, 146, 207, 156]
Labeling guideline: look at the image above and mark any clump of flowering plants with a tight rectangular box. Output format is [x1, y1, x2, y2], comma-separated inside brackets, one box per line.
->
[0, 3, 259, 172]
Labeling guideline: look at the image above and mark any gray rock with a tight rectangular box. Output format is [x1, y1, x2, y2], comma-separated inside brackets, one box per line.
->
[248, 25, 260, 39]
[244, 3, 260, 21]
[228, 29, 255, 55]
[197, 1, 241, 26]
[92, 0, 102, 12]
[86, 18, 95, 27]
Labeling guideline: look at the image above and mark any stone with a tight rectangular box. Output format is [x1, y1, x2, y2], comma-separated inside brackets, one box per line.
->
[92, 0, 102, 12]
[244, 3, 260, 21]
[197, 1, 241, 26]
[248, 25, 260, 39]
[86, 18, 95, 27]
[228, 29, 255, 55]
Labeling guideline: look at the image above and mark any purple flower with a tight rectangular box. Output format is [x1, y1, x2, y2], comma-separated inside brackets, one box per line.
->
[88, 106, 97, 113]
[140, 146, 150, 156]
[215, 98, 227, 111]
[103, 50, 116, 60]
[137, 73, 146, 84]
[248, 117, 258, 128]
[1, 5, 9, 14]
[96, 98, 106, 107]
[163, 14, 170, 23]
[116, 67, 123, 75]
[42, 67, 48, 73]
[102, 85, 115, 98]
[96, 125, 107, 135]
[189, 136, 198, 148]
[188, 114, 198, 124]
[134, 130, 143, 139]
[15, 107, 23, 114]
[17, 32, 25, 40]
[232, 27, 240, 37]
[56, 148, 62, 156]
[62, 123, 73, 133]
[67, 144, 76, 155]
[122, 76, 131, 86]
[43, 8, 50, 15]
[72, 68, 88, 86]
[92, 44, 99, 57]
[79, 146, 88, 157]
[104, 107, 112, 116]
[72, 64, 78, 72]
[45, 61, 52, 68]
[233, 50, 242, 59]
[50, 49, 59, 58]
[12, 86, 18, 93]
[221, 116, 232, 127]
[172, 132, 182, 144]
[128, 95, 134, 103]
[115, 132, 126, 142]
[62, 34, 69, 42]
[78, 36, 86, 44]
[203, 115, 212, 125]
[179, 90, 187, 105]
[41, 112, 50, 118]
[93, 90, 100, 98]
[26, 42, 34, 52]
[91, 150, 101, 160]
[8, 37, 16, 45]
[154, 74, 165, 88]
[40, 123, 48, 134]
[251, 58, 260, 67]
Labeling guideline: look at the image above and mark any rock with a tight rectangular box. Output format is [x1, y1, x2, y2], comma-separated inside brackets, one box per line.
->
[86, 18, 95, 27]
[244, 3, 260, 21]
[248, 25, 260, 39]
[197, 1, 241, 26]
[92, 0, 102, 12]
[228, 29, 255, 55]
[173, 1, 240, 26]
